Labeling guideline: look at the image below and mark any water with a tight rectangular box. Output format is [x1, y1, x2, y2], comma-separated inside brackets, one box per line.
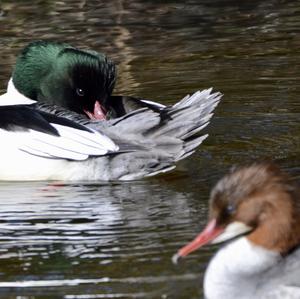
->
[0, 0, 300, 298]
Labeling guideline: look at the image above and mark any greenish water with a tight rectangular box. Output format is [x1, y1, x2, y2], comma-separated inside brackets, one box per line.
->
[0, 0, 300, 298]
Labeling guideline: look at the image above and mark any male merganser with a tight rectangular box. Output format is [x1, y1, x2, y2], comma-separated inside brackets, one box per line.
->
[173, 163, 300, 299]
[0, 84, 221, 180]
[11, 40, 170, 120]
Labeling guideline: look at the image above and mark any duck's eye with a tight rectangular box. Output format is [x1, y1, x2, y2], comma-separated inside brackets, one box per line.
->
[226, 204, 236, 215]
[76, 88, 85, 97]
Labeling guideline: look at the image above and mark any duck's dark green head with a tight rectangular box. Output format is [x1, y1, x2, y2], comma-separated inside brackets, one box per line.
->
[12, 41, 116, 120]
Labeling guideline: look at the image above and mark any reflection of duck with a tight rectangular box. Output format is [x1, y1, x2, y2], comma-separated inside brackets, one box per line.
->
[11, 40, 206, 120]
[0, 81, 220, 180]
[0, 179, 198, 295]
[174, 163, 300, 299]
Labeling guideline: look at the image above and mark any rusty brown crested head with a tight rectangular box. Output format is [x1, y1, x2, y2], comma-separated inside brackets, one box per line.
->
[209, 162, 300, 253]
[174, 162, 300, 262]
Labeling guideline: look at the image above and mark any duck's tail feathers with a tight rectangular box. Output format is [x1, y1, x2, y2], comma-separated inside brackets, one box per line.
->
[101, 89, 222, 179]
[150, 88, 221, 139]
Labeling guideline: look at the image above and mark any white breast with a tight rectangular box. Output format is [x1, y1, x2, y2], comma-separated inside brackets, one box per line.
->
[204, 237, 281, 299]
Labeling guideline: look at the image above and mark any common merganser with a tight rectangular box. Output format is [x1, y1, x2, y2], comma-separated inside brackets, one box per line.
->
[173, 163, 300, 299]
[0, 83, 221, 180]
[11, 40, 171, 120]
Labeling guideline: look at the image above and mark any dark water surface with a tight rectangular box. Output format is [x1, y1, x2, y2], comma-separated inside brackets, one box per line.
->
[0, 0, 300, 298]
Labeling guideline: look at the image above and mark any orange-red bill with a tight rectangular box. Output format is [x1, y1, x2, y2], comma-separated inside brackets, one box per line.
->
[172, 218, 223, 264]
[84, 101, 107, 120]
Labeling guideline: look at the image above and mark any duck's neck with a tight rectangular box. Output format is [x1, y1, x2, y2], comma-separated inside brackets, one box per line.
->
[204, 237, 281, 299]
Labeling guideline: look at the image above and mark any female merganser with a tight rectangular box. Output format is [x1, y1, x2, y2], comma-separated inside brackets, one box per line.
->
[173, 163, 300, 299]
[0, 83, 221, 180]
[11, 40, 170, 120]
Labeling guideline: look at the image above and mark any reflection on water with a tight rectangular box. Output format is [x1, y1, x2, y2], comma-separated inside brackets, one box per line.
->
[0, 0, 300, 298]
[0, 181, 208, 298]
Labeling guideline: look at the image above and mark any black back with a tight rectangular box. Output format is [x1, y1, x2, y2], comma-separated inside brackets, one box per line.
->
[0, 105, 92, 136]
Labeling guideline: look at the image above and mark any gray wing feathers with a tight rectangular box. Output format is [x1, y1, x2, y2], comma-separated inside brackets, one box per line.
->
[98, 89, 222, 179]
[112, 89, 221, 159]
[35, 89, 221, 180]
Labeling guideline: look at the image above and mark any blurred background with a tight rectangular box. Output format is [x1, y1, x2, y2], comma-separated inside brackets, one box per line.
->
[0, 0, 300, 298]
